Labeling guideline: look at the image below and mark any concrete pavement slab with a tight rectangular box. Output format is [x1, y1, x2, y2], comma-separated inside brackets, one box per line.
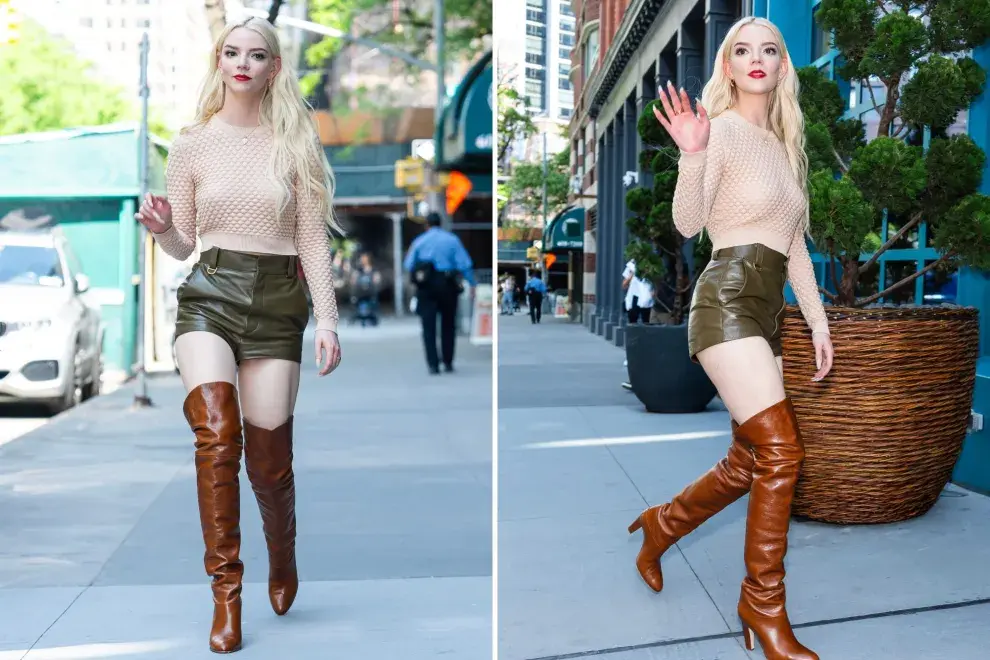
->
[1, 317, 492, 656]
[16, 577, 489, 660]
[792, 601, 990, 660]
[0, 587, 84, 655]
[580, 639, 750, 660]
[678, 483, 990, 629]
[497, 407, 602, 450]
[497, 510, 733, 660]
[497, 313, 990, 660]
[498, 446, 644, 521]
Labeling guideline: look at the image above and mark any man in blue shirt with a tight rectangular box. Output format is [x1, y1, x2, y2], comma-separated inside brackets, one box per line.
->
[523, 270, 548, 324]
[403, 212, 476, 374]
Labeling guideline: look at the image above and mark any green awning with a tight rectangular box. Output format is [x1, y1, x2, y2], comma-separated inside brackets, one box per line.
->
[542, 206, 585, 253]
[435, 50, 492, 182]
[0, 123, 168, 199]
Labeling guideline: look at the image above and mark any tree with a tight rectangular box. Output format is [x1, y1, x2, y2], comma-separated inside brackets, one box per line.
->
[803, 0, 990, 307]
[0, 21, 132, 136]
[300, 0, 491, 99]
[507, 149, 570, 222]
[497, 79, 536, 165]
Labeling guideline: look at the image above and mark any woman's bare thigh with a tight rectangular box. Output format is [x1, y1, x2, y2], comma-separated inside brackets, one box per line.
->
[174, 331, 237, 392]
[696, 336, 785, 425]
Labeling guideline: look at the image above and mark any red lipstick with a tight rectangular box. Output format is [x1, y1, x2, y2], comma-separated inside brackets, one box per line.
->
[748, 70, 766, 79]
[233, 74, 251, 82]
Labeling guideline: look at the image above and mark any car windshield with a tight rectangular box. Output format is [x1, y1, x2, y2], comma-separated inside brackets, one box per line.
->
[0, 244, 64, 286]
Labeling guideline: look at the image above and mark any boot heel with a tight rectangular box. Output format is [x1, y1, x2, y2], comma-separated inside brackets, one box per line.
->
[628, 516, 642, 534]
[742, 624, 756, 651]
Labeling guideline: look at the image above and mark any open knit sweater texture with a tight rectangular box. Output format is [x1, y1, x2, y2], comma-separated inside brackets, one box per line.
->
[672, 110, 829, 335]
[153, 116, 339, 331]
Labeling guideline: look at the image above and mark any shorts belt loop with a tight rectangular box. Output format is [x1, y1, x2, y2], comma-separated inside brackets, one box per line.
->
[205, 248, 220, 275]
[287, 256, 296, 278]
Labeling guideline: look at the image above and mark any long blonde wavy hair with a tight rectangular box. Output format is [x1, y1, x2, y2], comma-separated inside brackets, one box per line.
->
[185, 16, 343, 235]
[700, 16, 811, 233]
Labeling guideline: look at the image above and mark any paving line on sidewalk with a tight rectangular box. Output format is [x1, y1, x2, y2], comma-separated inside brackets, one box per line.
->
[520, 596, 990, 660]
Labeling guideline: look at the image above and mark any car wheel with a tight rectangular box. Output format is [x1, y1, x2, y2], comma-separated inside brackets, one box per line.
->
[47, 352, 80, 416]
[81, 348, 102, 401]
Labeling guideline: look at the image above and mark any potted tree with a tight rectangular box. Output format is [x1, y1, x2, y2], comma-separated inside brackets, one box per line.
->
[622, 100, 718, 414]
[783, 0, 990, 524]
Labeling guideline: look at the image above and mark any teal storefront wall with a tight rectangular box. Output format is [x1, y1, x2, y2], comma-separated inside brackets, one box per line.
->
[0, 197, 138, 374]
[0, 125, 168, 375]
[761, 1, 990, 491]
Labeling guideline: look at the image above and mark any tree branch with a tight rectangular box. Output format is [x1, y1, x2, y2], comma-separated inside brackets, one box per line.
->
[267, 0, 286, 24]
[855, 254, 952, 306]
[829, 245, 841, 292]
[875, 0, 890, 16]
[858, 210, 923, 274]
[863, 77, 883, 118]
[833, 147, 850, 174]
[819, 286, 838, 302]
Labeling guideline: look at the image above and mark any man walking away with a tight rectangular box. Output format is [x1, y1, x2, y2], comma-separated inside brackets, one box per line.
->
[524, 270, 547, 324]
[404, 212, 476, 374]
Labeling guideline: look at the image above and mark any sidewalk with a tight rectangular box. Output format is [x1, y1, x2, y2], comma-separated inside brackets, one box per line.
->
[0, 316, 492, 659]
[497, 313, 990, 660]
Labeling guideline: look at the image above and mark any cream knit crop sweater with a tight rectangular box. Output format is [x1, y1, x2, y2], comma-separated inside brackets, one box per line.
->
[672, 110, 829, 335]
[153, 116, 339, 331]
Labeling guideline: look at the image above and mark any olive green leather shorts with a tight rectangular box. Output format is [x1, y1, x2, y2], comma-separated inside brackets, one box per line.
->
[688, 243, 788, 363]
[174, 247, 309, 364]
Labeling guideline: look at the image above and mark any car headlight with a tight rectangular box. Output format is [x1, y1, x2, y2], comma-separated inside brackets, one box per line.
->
[3, 319, 53, 334]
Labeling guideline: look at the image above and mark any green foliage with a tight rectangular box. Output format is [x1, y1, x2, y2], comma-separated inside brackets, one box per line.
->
[624, 101, 697, 324]
[936, 194, 990, 271]
[300, 0, 491, 106]
[900, 55, 985, 131]
[497, 83, 536, 165]
[804, 122, 838, 175]
[800, 0, 990, 305]
[859, 11, 928, 80]
[922, 134, 986, 217]
[0, 21, 132, 136]
[506, 149, 570, 221]
[807, 169, 876, 257]
[847, 138, 926, 216]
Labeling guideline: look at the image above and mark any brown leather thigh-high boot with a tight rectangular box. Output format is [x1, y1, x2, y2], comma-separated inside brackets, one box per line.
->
[244, 416, 298, 616]
[734, 398, 817, 660]
[184, 381, 244, 654]
[628, 418, 753, 592]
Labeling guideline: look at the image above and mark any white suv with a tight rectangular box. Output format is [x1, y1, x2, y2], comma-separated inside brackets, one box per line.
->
[0, 228, 104, 414]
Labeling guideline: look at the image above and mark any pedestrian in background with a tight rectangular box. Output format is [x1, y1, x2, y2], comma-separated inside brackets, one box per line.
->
[135, 17, 342, 653]
[501, 275, 515, 315]
[404, 212, 476, 374]
[524, 270, 547, 324]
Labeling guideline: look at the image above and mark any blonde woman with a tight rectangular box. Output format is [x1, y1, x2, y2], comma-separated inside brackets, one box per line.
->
[626, 17, 834, 660]
[135, 16, 342, 653]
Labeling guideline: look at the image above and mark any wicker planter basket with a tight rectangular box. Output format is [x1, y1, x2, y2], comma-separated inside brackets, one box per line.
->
[780, 305, 980, 525]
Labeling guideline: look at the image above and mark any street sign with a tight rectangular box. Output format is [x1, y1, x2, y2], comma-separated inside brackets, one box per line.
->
[412, 139, 435, 162]
[394, 157, 425, 191]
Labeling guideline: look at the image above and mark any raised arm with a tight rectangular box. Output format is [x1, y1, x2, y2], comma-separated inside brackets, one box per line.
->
[294, 148, 339, 332]
[154, 134, 198, 261]
[786, 220, 829, 335]
[671, 119, 726, 238]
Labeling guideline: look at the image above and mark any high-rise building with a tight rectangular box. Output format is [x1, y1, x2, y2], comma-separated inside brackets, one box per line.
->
[498, 0, 575, 158]
[12, 0, 213, 130]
